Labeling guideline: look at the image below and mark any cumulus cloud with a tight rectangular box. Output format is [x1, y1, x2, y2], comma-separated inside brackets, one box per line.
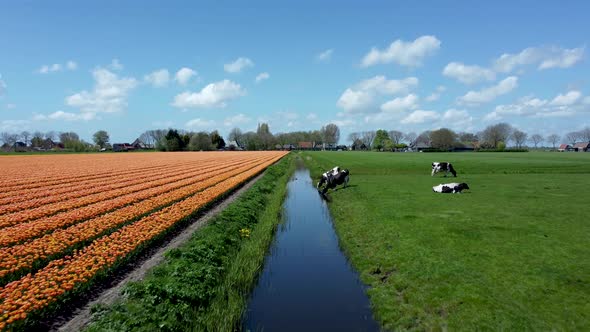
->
[401, 110, 439, 124]
[172, 79, 246, 109]
[0, 120, 30, 132]
[337, 76, 419, 113]
[109, 59, 123, 71]
[224, 113, 251, 127]
[66, 68, 138, 114]
[440, 109, 473, 130]
[380, 94, 419, 113]
[426, 86, 446, 102]
[185, 118, 216, 129]
[144, 69, 170, 87]
[483, 90, 587, 121]
[443, 62, 496, 84]
[317, 49, 334, 62]
[224, 57, 254, 73]
[361, 35, 441, 67]
[33, 111, 96, 122]
[255, 72, 270, 83]
[493, 46, 584, 73]
[175, 67, 197, 85]
[457, 76, 518, 105]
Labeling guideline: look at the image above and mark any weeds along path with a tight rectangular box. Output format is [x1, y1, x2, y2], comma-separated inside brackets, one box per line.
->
[55, 170, 267, 332]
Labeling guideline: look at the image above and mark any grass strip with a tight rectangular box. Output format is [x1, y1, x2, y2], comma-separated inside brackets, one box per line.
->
[84, 154, 294, 332]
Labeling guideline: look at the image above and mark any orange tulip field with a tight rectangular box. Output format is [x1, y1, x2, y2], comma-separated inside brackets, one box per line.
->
[0, 151, 287, 329]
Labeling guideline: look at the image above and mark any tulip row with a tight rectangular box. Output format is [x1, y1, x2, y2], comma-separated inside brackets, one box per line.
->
[0, 156, 249, 215]
[0, 152, 286, 330]
[0, 160, 199, 205]
[0, 156, 270, 246]
[0, 156, 261, 229]
[0, 156, 275, 282]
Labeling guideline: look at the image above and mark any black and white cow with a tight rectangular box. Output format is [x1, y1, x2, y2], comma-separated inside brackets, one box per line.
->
[432, 182, 470, 193]
[317, 166, 350, 194]
[431, 162, 457, 177]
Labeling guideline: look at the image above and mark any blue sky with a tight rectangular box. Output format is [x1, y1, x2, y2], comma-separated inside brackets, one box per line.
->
[1, 0, 589, 144]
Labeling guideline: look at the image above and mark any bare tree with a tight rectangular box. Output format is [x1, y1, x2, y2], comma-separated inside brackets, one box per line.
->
[20, 131, 31, 146]
[59, 132, 80, 144]
[228, 127, 244, 147]
[388, 130, 404, 145]
[361, 131, 376, 149]
[348, 132, 360, 144]
[44, 131, 57, 141]
[529, 134, 544, 148]
[565, 131, 581, 146]
[458, 132, 478, 142]
[480, 123, 513, 148]
[0, 132, 19, 150]
[510, 130, 528, 148]
[430, 128, 457, 150]
[138, 131, 155, 148]
[321, 123, 340, 146]
[404, 132, 417, 147]
[580, 126, 590, 142]
[547, 134, 560, 149]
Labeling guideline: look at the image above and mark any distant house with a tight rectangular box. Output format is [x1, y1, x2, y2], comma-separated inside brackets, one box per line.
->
[297, 141, 315, 150]
[558, 144, 574, 152]
[351, 139, 367, 151]
[131, 138, 148, 150]
[414, 141, 431, 152]
[226, 140, 243, 151]
[573, 142, 590, 152]
[113, 143, 136, 152]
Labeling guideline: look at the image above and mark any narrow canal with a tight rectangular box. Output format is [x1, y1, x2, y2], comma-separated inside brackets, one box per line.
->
[243, 168, 380, 331]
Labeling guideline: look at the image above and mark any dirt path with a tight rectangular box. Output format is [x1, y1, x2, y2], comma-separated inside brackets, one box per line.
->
[54, 172, 265, 332]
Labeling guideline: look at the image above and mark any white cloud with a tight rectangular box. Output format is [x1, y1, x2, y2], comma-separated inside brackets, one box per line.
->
[223, 113, 251, 127]
[255, 72, 270, 83]
[361, 35, 441, 67]
[443, 62, 495, 84]
[426, 86, 446, 102]
[175, 67, 197, 85]
[66, 61, 78, 70]
[224, 57, 254, 73]
[484, 90, 587, 121]
[306, 113, 318, 121]
[550, 90, 582, 106]
[185, 118, 216, 129]
[337, 76, 419, 113]
[380, 94, 419, 113]
[38, 61, 78, 74]
[109, 59, 123, 71]
[317, 49, 334, 62]
[458, 76, 518, 105]
[172, 79, 246, 109]
[144, 69, 170, 87]
[0, 74, 6, 96]
[401, 110, 439, 124]
[440, 109, 473, 130]
[33, 111, 96, 122]
[66, 68, 138, 114]
[0, 120, 30, 132]
[493, 46, 584, 73]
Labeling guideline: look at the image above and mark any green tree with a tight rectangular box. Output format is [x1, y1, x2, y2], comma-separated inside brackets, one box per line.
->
[210, 130, 226, 149]
[93, 130, 110, 148]
[164, 129, 184, 151]
[430, 128, 458, 150]
[189, 132, 214, 151]
[372, 129, 390, 150]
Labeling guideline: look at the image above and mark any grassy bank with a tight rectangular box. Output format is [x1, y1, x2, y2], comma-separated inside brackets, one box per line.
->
[85, 153, 294, 331]
[303, 151, 590, 331]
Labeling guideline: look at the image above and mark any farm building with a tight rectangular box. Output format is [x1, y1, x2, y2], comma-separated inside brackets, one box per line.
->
[297, 141, 319, 150]
[573, 142, 590, 152]
[558, 144, 574, 152]
[113, 143, 136, 152]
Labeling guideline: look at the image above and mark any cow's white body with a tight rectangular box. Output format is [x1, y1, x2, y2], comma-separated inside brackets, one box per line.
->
[432, 182, 469, 193]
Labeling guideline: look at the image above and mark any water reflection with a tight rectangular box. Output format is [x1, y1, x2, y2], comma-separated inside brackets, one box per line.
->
[243, 169, 380, 331]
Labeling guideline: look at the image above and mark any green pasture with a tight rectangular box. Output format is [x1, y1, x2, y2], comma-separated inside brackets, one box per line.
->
[303, 151, 590, 331]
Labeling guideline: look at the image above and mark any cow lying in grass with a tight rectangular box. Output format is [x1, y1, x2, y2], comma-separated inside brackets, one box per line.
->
[317, 166, 350, 194]
[432, 162, 457, 177]
[432, 182, 470, 193]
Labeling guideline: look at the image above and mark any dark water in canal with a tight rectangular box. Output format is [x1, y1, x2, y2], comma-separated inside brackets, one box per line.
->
[242, 168, 380, 332]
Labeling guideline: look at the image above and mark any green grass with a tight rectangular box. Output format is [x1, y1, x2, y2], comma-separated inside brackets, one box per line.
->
[84, 154, 294, 332]
[302, 151, 590, 331]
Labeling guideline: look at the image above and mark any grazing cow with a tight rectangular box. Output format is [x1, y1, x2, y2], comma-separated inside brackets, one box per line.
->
[317, 167, 350, 194]
[431, 162, 457, 177]
[432, 182, 470, 193]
